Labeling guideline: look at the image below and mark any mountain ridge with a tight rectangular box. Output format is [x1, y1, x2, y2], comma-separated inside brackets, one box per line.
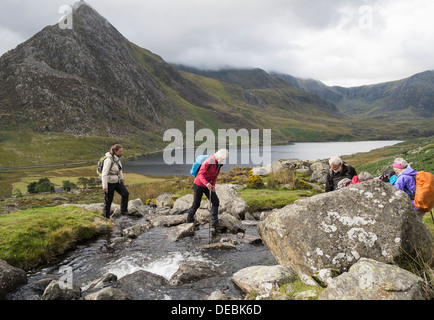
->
[0, 1, 432, 167]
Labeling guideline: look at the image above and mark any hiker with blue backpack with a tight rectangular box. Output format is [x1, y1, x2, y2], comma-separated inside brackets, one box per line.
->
[187, 149, 229, 232]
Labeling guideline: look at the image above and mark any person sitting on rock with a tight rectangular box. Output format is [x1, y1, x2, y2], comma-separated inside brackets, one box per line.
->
[187, 149, 229, 232]
[326, 156, 357, 192]
[380, 169, 397, 184]
[391, 158, 420, 214]
[352, 171, 374, 185]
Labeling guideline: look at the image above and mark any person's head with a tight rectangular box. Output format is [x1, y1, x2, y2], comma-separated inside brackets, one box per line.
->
[393, 158, 408, 174]
[329, 156, 343, 173]
[110, 144, 123, 157]
[358, 172, 373, 182]
[214, 149, 229, 163]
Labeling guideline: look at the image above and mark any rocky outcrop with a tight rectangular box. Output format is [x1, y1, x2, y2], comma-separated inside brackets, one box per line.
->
[166, 223, 196, 242]
[41, 280, 81, 300]
[257, 180, 433, 280]
[252, 158, 329, 185]
[231, 265, 297, 296]
[117, 270, 169, 300]
[169, 261, 220, 286]
[319, 258, 427, 300]
[0, 260, 27, 299]
[156, 193, 175, 208]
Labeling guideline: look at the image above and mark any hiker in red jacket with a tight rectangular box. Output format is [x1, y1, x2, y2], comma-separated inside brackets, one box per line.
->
[187, 149, 229, 232]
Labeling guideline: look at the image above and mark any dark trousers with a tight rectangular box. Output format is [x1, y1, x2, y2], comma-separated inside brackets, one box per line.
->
[103, 182, 129, 218]
[187, 184, 220, 224]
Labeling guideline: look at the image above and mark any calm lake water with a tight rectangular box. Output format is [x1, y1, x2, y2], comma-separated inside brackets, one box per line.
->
[123, 140, 402, 177]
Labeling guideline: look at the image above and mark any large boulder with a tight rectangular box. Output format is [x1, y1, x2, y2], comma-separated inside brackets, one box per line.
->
[156, 193, 175, 208]
[257, 180, 433, 279]
[214, 185, 249, 219]
[171, 194, 207, 214]
[319, 258, 427, 300]
[0, 259, 27, 299]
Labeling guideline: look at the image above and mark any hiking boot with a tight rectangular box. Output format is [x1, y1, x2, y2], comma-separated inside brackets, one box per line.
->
[212, 222, 225, 233]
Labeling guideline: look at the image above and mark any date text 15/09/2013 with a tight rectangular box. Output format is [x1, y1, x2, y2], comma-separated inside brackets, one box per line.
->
[171, 304, 262, 317]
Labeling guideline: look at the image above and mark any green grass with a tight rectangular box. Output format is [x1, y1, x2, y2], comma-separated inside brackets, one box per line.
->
[0, 130, 156, 168]
[0, 205, 113, 270]
[343, 138, 434, 176]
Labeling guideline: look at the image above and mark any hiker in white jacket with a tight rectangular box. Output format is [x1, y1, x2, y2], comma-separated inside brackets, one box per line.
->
[102, 144, 129, 218]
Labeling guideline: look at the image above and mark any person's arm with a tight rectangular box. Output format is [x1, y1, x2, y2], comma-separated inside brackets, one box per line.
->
[350, 166, 357, 178]
[101, 157, 112, 191]
[325, 170, 332, 192]
[118, 161, 125, 183]
[394, 176, 405, 191]
[197, 159, 212, 187]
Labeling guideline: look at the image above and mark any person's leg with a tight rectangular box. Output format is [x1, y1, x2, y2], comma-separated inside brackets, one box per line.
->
[205, 189, 220, 225]
[187, 184, 205, 223]
[102, 183, 116, 218]
[116, 181, 129, 213]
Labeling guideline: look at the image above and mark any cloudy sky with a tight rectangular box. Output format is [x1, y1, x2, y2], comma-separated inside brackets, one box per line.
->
[1, 0, 433, 87]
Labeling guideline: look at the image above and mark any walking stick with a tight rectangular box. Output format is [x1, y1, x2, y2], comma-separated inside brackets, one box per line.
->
[209, 188, 212, 244]
[430, 209, 434, 225]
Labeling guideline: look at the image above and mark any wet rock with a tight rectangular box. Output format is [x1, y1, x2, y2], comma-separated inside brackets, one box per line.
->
[258, 180, 433, 278]
[218, 213, 246, 234]
[169, 261, 220, 286]
[42, 280, 81, 300]
[122, 223, 151, 239]
[237, 233, 262, 245]
[146, 214, 188, 227]
[156, 193, 175, 208]
[231, 265, 297, 296]
[166, 223, 196, 242]
[0, 259, 27, 299]
[84, 287, 132, 300]
[319, 258, 427, 300]
[117, 270, 169, 300]
[86, 273, 118, 292]
[199, 243, 237, 251]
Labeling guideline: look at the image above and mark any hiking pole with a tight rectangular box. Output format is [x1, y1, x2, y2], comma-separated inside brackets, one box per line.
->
[209, 188, 212, 245]
[431, 209, 434, 225]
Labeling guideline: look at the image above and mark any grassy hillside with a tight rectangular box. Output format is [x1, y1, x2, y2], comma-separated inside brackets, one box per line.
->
[343, 137, 434, 175]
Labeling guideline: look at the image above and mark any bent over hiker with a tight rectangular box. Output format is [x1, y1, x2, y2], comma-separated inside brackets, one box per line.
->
[101, 144, 129, 218]
[187, 149, 229, 232]
[326, 156, 357, 192]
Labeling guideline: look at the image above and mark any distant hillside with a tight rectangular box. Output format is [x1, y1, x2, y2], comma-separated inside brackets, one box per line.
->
[272, 70, 434, 119]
